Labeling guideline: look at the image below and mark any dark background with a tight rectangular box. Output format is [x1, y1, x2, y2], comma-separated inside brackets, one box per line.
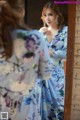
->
[25, 0, 68, 29]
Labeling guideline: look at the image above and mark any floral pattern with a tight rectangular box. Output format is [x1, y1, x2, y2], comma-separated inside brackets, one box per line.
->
[0, 30, 55, 120]
[40, 26, 68, 120]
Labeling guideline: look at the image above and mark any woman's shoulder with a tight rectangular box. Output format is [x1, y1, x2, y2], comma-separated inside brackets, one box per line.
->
[58, 26, 68, 37]
[16, 29, 42, 36]
[61, 26, 68, 33]
[13, 29, 44, 43]
[12, 29, 45, 59]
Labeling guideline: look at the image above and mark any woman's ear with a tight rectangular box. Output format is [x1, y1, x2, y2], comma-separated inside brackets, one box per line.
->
[54, 15, 59, 26]
[22, 8, 25, 17]
[18, 7, 25, 18]
[12, 7, 25, 19]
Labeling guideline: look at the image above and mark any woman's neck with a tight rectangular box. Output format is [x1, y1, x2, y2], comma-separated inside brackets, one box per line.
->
[48, 26, 59, 35]
[45, 26, 59, 43]
[48, 27, 59, 38]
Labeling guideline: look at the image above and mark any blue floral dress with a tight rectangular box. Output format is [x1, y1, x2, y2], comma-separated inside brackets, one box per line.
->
[40, 26, 68, 120]
[0, 30, 58, 120]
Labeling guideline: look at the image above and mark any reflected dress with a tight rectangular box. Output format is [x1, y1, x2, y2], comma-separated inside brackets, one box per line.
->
[40, 26, 68, 120]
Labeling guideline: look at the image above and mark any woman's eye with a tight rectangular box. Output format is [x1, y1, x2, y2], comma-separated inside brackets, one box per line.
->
[49, 13, 53, 16]
[44, 13, 53, 17]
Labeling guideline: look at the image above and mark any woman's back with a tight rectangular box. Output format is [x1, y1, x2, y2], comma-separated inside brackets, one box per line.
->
[0, 1, 59, 120]
[0, 29, 51, 94]
[0, 29, 52, 120]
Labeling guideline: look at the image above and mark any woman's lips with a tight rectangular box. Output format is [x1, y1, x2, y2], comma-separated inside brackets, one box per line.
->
[47, 22, 51, 24]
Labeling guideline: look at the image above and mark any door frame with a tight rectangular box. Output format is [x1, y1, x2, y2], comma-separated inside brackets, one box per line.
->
[64, 4, 76, 120]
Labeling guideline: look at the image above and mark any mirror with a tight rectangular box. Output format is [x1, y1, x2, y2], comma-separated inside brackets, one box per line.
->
[25, 2, 77, 120]
[6, 0, 76, 119]
[25, 0, 69, 120]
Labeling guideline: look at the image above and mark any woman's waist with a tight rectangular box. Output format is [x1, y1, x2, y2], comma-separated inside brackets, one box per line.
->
[0, 84, 32, 96]
[51, 58, 63, 66]
[0, 77, 36, 95]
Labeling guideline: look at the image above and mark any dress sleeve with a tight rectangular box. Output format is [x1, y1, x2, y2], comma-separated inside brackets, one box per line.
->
[16, 30, 51, 80]
[51, 26, 68, 59]
[38, 32, 51, 80]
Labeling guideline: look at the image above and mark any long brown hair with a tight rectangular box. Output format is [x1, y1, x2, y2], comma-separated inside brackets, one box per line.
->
[41, 1, 64, 29]
[0, 1, 29, 59]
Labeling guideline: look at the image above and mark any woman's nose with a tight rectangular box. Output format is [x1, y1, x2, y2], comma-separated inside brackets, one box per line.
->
[45, 15, 50, 21]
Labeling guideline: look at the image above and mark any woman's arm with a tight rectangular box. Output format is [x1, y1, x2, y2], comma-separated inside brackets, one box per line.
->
[51, 27, 68, 59]
[38, 32, 52, 80]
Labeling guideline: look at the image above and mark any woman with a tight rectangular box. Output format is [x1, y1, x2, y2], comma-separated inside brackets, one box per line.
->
[40, 1, 68, 119]
[0, 1, 58, 120]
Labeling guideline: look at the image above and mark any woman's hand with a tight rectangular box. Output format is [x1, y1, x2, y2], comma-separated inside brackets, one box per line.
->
[39, 27, 52, 42]
[39, 27, 48, 34]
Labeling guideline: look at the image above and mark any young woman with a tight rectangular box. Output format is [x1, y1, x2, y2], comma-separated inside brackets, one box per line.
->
[40, 1, 68, 120]
[0, 1, 59, 120]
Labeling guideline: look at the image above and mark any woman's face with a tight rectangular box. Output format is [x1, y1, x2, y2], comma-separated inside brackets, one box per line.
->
[43, 9, 58, 27]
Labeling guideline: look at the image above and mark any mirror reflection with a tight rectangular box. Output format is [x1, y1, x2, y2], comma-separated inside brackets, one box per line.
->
[26, 1, 68, 120]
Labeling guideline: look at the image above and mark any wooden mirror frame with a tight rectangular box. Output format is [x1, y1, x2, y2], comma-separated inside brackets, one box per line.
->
[64, 4, 76, 120]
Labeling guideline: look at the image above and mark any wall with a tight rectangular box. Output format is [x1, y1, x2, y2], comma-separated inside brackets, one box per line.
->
[26, 0, 49, 29]
[71, 4, 80, 120]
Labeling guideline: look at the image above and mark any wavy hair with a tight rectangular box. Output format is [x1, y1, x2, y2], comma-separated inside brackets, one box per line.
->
[41, 1, 64, 29]
[0, 1, 29, 59]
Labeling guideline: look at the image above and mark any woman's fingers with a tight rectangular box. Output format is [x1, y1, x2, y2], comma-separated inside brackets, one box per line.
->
[39, 27, 48, 33]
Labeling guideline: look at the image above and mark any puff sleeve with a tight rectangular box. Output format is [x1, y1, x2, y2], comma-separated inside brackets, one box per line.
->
[37, 32, 52, 80]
